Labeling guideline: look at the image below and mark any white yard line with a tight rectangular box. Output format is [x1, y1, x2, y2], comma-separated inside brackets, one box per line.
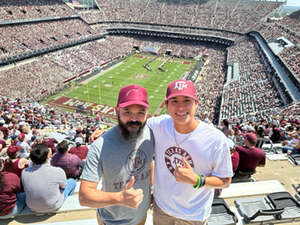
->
[80, 61, 123, 84]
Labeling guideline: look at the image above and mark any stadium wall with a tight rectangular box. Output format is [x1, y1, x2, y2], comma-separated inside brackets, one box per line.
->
[249, 31, 300, 102]
[89, 21, 244, 36]
[106, 27, 234, 46]
[0, 15, 81, 27]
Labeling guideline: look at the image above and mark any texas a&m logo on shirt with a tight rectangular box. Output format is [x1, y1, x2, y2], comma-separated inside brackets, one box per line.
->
[126, 149, 146, 176]
[164, 146, 194, 176]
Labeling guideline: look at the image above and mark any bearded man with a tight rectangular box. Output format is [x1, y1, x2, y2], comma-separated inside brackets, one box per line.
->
[79, 85, 154, 225]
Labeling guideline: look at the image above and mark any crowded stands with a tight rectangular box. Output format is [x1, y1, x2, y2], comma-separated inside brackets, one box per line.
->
[0, 19, 96, 60]
[0, 0, 300, 223]
[95, 0, 282, 33]
[0, 0, 74, 21]
[220, 39, 284, 121]
[257, 21, 300, 80]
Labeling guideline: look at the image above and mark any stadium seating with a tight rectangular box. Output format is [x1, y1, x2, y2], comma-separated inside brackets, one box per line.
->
[220, 180, 286, 198]
[0, 0, 74, 21]
[1, 1, 300, 225]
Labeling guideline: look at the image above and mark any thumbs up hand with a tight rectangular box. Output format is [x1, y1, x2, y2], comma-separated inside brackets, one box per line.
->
[174, 157, 198, 186]
[120, 176, 144, 209]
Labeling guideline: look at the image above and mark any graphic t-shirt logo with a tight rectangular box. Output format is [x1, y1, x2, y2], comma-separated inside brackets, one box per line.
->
[174, 81, 187, 91]
[164, 146, 194, 176]
[126, 149, 146, 176]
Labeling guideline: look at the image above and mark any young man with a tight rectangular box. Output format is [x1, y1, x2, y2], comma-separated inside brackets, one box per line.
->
[147, 79, 233, 225]
[21, 143, 76, 213]
[79, 85, 155, 225]
[235, 133, 266, 174]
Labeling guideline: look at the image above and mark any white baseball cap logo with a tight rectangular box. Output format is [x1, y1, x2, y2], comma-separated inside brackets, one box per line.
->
[126, 89, 139, 96]
[174, 81, 187, 91]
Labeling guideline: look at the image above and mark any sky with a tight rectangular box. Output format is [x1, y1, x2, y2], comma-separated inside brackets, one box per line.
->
[286, 0, 300, 7]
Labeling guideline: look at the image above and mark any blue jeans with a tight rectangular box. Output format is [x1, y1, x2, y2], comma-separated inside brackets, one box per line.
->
[0, 192, 26, 219]
[62, 178, 76, 200]
[282, 146, 298, 154]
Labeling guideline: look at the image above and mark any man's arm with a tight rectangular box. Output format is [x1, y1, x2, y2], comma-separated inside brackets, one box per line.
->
[150, 160, 154, 187]
[79, 176, 143, 209]
[175, 158, 231, 188]
[79, 180, 122, 208]
[203, 176, 231, 188]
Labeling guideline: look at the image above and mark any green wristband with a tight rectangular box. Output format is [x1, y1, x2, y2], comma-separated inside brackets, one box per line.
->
[193, 175, 206, 189]
[193, 174, 201, 189]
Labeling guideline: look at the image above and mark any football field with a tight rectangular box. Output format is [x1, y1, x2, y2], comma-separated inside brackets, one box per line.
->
[52, 54, 195, 115]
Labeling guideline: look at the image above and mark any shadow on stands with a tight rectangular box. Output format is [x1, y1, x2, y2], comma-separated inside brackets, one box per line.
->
[232, 170, 255, 183]
[1, 213, 55, 224]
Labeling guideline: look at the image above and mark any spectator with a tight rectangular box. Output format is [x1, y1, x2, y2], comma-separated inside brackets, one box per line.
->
[220, 119, 232, 138]
[229, 139, 239, 174]
[79, 84, 155, 225]
[0, 119, 9, 140]
[147, 79, 232, 224]
[42, 138, 58, 154]
[282, 132, 300, 154]
[9, 125, 20, 140]
[16, 133, 30, 158]
[0, 159, 26, 219]
[21, 143, 76, 213]
[69, 137, 88, 160]
[89, 127, 105, 143]
[67, 125, 76, 141]
[256, 126, 265, 138]
[270, 127, 281, 143]
[3, 146, 28, 178]
[51, 140, 82, 179]
[0, 131, 6, 155]
[235, 133, 266, 175]
[264, 124, 271, 136]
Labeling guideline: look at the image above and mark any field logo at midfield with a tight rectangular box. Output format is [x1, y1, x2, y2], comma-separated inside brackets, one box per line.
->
[49, 96, 116, 119]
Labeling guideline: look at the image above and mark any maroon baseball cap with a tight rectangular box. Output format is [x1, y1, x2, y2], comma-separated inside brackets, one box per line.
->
[19, 133, 25, 139]
[117, 85, 149, 108]
[7, 145, 21, 157]
[166, 79, 198, 101]
[243, 133, 257, 144]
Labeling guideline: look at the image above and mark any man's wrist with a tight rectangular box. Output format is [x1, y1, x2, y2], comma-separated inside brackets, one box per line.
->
[192, 173, 199, 186]
[193, 174, 206, 189]
[117, 191, 124, 205]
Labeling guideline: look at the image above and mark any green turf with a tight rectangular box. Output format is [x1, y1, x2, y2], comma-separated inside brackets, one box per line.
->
[64, 54, 195, 115]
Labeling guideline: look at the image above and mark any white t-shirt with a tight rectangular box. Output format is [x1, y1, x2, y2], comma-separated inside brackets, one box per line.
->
[147, 115, 233, 221]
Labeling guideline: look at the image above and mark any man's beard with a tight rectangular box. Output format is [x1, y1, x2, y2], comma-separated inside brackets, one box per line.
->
[118, 114, 146, 140]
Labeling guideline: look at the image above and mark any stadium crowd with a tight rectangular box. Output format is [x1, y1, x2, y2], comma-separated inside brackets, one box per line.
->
[195, 46, 227, 124]
[95, 0, 282, 33]
[279, 9, 300, 33]
[0, 19, 96, 60]
[220, 39, 284, 121]
[257, 22, 300, 80]
[0, 0, 74, 21]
